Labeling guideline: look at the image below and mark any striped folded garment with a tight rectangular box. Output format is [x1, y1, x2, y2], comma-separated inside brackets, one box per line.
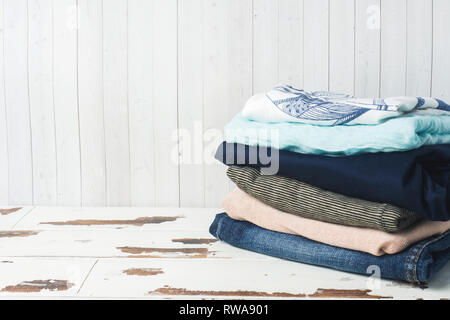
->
[215, 142, 450, 221]
[226, 165, 420, 232]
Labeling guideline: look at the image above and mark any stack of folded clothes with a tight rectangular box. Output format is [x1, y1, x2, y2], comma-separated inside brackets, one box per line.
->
[210, 85, 450, 285]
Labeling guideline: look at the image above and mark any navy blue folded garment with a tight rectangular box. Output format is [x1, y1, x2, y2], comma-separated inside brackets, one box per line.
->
[210, 213, 450, 284]
[215, 142, 450, 221]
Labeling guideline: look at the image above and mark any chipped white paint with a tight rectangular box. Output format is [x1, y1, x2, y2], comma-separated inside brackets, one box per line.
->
[0, 206, 449, 299]
[0, 207, 34, 230]
[0, 258, 95, 297]
[14, 206, 218, 231]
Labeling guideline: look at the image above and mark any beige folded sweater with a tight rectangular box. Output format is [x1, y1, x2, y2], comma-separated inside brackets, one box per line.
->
[222, 188, 450, 256]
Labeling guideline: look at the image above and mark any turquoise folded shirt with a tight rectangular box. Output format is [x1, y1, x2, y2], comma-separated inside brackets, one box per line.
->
[224, 113, 450, 156]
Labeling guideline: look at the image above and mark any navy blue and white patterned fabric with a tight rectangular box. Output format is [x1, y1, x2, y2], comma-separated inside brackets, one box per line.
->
[241, 84, 450, 126]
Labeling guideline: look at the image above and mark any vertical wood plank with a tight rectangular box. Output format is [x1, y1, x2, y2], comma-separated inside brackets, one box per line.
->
[303, 0, 329, 92]
[224, 0, 253, 194]
[53, 0, 81, 206]
[203, 0, 229, 207]
[226, 0, 253, 117]
[406, 0, 432, 96]
[1, 0, 444, 207]
[152, 0, 179, 206]
[355, 0, 380, 97]
[277, 0, 303, 88]
[253, 0, 278, 93]
[103, 0, 130, 206]
[432, 0, 450, 101]
[380, 0, 407, 97]
[178, 0, 204, 207]
[203, 0, 253, 205]
[28, 0, 57, 205]
[0, 0, 8, 204]
[329, 0, 355, 94]
[128, 0, 155, 206]
[4, 0, 33, 205]
[78, 0, 106, 206]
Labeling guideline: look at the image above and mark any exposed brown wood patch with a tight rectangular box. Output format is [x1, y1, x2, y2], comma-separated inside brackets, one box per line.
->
[149, 287, 307, 298]
[123, 268, 164, 276]
[0, 230, 38, 238]
[149, 287, 392, 299]
[309, 288, 392, 299]
[0, 207, 22, 215]
[40, 216, 182, 226]
[1, 280, 73, 293]
[117, 246, 212, 258]
[172, 238, 218, 245]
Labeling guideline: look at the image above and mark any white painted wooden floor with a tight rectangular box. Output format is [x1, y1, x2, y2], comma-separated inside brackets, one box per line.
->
[0, 206, 448, 300]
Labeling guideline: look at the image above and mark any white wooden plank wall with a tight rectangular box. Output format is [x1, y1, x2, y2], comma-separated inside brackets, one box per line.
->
[0, 0, 449, 207]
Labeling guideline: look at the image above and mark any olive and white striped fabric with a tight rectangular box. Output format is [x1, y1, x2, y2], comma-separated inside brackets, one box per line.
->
[227, 166, 420, 232]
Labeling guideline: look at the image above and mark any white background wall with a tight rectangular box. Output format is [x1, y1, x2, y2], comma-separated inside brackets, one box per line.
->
[0, 0, 449, 207]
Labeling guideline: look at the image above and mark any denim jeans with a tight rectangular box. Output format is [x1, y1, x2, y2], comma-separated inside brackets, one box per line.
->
[210, 213, 450, 284]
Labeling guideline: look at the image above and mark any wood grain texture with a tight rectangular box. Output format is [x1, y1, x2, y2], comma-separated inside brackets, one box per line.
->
[432, 0, 450, 101]
[78, 0, 106, 206]
[329, 0, 355, 94]
[28, 0, 57, 205]
[303, 0, 329, 92]
[278, 0, 304, 89]
[103, 0, 130, 206]
[0, 206, 448, 299]
[380, 0, 407, 97]
[406, 0, 432, 96]
[128, 0, 156, 206]
[151, 0, 179, 207]
[0, 0, 8, 204]
[53, 0, 82, 206]
[0, 258, 95, 297]
[178, 0, 205, 207]
[0, 1, 448, 207]
[253, 0, 278, 93]
[0, 206, 33, 230]
[355, 0, 380, 97]
[3, 0, 33, 205]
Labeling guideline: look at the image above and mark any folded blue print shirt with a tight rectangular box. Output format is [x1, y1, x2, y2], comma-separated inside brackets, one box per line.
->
[210, 213, 450, 284]
[242, 84, 450, 126]
[224, 113, 450, 156]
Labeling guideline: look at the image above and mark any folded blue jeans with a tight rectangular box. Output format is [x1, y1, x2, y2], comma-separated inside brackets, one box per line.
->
[210, 213, 450, 284]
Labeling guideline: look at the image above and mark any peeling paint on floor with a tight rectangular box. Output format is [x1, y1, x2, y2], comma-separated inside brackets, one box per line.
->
[308, 288, 392, 299]
[0, 231, 38, 238]
[123, 268, 164, 276]
[148, 286, 392, 299]
[117, 247, 212, 258]
[0, 208, 22, 215]
[1, 280, 73, 293]
[172, 238, 218, 245]
[40, 216, 182, 226]
[148, 286, 307, 298]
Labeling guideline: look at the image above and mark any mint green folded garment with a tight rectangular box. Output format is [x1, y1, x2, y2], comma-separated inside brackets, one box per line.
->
[224, 113, 450, 156]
